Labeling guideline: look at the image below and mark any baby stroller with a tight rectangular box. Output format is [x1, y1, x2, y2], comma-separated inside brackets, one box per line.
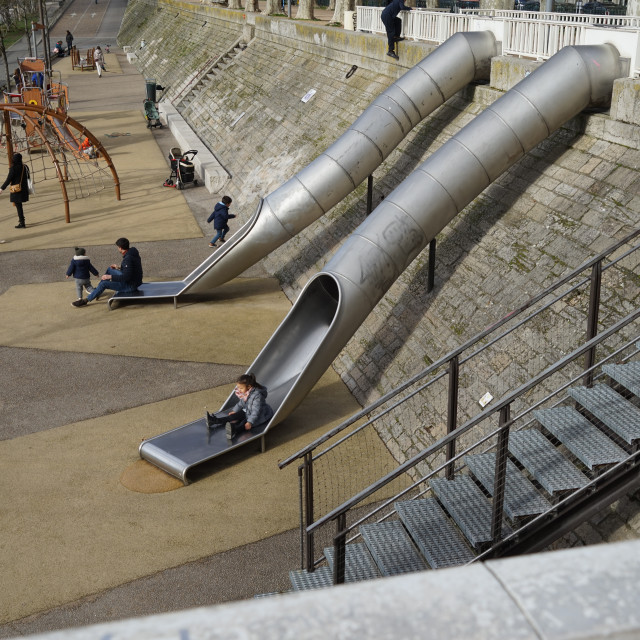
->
[143, 99, 162, 128]
[52, 41, 65, 58]
[163, 148, 198, 189]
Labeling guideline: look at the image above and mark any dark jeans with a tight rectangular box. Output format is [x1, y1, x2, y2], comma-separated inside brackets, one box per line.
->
[382, 16, 402, 52]
[210, 225, 230, 245]
[87, 267, 139, 301]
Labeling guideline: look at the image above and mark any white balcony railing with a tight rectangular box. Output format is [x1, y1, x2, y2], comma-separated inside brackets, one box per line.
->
[356, 6, 640, 76]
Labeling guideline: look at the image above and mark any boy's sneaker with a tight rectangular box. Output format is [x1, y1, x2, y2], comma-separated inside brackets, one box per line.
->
[220, 238, 226, 243]
[209, 243, 217, 247]
[71, 299, 88, 307]
[225, 423, 235, 440]
[387, 51, 399, 60]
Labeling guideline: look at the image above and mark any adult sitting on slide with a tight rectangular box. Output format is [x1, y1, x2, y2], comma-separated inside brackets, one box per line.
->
[72, 237, 143, 307]
[381, 0, 412, 60]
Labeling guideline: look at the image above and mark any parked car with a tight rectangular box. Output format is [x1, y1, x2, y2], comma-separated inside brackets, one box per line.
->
[514, 0, 540, 9]
[580, 0, 626, 12]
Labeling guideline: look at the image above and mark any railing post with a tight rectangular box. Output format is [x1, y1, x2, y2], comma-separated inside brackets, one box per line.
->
[332, 513, 347, 585]
[491, 404, 511, 544]
[445, 355, 459, 480]
[427, 238, 436, 293]
[584, 260, 602, 388]
[366, 175, 373, 216]
[304, 452, 315, 572]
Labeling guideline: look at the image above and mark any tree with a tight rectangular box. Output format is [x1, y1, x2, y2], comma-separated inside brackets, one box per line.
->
[263, 0, 281, 14]
[295, 0, 315, 19]
[228, 0, 243, 8]
[332, 0, 354, 24]
[245, 0, 259, 10]
[0, 30, 10, 93]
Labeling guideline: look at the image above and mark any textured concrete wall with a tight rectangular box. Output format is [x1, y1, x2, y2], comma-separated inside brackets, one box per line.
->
[119, 1, 640, 546]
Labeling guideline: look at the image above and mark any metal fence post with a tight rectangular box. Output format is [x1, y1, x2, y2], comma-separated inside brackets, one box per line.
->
[427, 238, 436, 293]
[584, 260, 602, 388]
[366, 175, 373, 216]
[491, 404, 511, 544]
[304, 452, 315, 572]
[333, 513, 347, 585]
[446, 355, 459, 480]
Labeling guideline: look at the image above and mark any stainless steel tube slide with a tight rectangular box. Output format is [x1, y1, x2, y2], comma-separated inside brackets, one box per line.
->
[167, 32, 498, 296]
[246, 44, 623, 427]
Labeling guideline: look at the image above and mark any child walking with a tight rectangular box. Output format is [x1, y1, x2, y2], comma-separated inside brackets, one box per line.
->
[66, 247, 99, 301]
[207, 195, 235, 247]
[206, 372, 274, 440]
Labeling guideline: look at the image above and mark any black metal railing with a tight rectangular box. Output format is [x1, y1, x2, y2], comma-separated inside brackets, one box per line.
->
[280, 227, 640, 579]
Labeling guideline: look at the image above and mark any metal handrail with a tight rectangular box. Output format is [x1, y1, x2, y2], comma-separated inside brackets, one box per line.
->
[279, 226, 640, 469]
[306, 309, 640, 535]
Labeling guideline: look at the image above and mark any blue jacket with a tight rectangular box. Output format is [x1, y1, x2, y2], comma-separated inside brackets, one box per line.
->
[231, 385, 274, 426]
[111, 247, 143, 288]
[66, 255, 99, 279]
[207, 202, 236, 230]
[381, 0, 410, 21]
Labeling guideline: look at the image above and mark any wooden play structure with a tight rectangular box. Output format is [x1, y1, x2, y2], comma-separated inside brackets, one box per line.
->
[70, 46, 96, 71]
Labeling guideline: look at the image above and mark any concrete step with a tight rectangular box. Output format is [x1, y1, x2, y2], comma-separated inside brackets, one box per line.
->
[360, 520, 427, 577]
[569, 384, 640, 445]
[466, 453, 551, 520]
[430, 475, 511, 549]
[534, 406, 627, 470]
[324, 542, 380, 583]
[395, 497, 474, 568]
[509, 429, 589, 495]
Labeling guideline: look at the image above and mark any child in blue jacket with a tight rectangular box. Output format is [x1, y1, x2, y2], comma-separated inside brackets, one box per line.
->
[207, 195, 235, 247]
[65, 247, 99, 301]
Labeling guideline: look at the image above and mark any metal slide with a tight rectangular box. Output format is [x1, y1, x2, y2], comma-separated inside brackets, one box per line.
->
[111, 32, 497, 309]
[141, 43, 623, 483]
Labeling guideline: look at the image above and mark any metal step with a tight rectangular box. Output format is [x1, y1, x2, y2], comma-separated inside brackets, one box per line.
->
[395, 497, 474, 568]
[534, 406, 627, 469]
[324, 542, 380, 583]
[508, 429, 588, 495]
[569, 384, 640, 445]
[289, 566, 332, 591]
[466, 453, 551, 520]
[603, 362, 640, 398]
[430, 475, 511, 549]
[359, 520, 427, 577]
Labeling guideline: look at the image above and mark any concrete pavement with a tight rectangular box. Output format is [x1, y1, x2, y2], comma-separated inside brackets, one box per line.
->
[0, 0, 379, 635]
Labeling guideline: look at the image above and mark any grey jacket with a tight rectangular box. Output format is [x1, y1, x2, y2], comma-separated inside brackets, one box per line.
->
[231, 385, 274, 426]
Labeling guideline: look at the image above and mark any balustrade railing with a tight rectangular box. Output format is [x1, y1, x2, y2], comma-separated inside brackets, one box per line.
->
[356, 6, 640, 74]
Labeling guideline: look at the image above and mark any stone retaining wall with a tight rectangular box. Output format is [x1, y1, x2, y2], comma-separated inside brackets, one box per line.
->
[118, 0, 640, 547]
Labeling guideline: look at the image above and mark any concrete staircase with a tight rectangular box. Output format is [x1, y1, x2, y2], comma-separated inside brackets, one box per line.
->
[173, 39, 248, 110]
[289, 360, 640, 590]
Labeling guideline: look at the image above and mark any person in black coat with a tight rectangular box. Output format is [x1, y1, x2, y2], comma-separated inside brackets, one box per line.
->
[72, 238, 143, 307]
[381, 0, 412, 60]
[66, 30, 74, 56]
[0, 153, 30, 228]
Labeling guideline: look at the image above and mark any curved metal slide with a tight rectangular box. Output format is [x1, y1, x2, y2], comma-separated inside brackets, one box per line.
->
[140, 43, 623, 483]
[111, 31, 498, 308]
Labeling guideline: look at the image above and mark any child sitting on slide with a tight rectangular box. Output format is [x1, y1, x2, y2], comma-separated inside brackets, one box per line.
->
[206, 373, 274, 440]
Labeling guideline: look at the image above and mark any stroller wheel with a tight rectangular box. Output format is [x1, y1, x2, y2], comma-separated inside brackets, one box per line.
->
[193, 180, 198, 186]
[177, 182, 183, 190]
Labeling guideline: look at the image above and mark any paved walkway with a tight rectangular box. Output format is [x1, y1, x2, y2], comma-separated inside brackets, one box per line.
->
[0, 1, 370, 636]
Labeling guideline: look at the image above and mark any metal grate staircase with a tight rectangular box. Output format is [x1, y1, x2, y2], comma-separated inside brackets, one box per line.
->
[289, 361, 640, 590]
[282, 230, 640, 593]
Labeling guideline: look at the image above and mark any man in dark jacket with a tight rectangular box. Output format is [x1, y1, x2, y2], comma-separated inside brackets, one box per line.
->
[72, 238, 143, 307]
[381, 0, 411, 60]
[206, 195, 235, 247]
